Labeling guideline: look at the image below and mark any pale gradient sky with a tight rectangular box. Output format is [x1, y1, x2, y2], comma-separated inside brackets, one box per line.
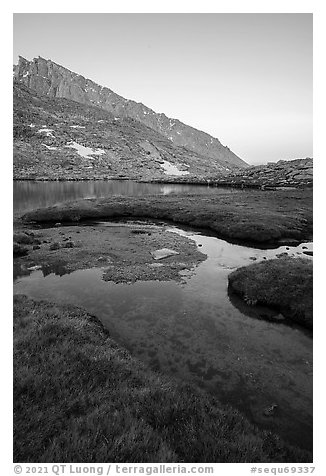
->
[13, 13, 312, 165]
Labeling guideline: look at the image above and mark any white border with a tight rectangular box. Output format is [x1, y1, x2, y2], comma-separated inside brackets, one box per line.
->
[2, 1, 324, 473]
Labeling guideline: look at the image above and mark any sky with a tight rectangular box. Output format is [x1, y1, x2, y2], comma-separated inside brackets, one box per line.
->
[13, 13, 313, 165]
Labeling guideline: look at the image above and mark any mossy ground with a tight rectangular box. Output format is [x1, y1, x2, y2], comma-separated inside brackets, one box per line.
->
[21, 189, 312, 247]
[13, 222, 206, 283]
[228, 258, 313, 329]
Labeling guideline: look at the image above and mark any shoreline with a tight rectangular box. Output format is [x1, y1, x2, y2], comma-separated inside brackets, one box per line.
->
[13, 176, 313, 190]
[20, 190, 313, 249]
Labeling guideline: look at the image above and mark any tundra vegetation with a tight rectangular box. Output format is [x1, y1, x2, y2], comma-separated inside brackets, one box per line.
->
[228, 258, 313, 329]
[21, 189, 312, 247]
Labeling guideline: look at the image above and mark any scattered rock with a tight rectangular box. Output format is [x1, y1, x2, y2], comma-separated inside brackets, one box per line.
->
[54, 223, 62, 227]
[97, 256, 107, 262]
[49, 242, 61, 250]
[263, 404, 278, 417]
[27, 265, 42, 271]
[276, 252, 288, 258]
[151, 248, 180, 260]
[225, 158, 313, 188]
[32, 245, 41, 250]
[272, 313, 286, 322]
[303, 251, 313, 256]
[131, 229, 148, 235]
[13, 232, 34, 245]
[244, 295, 258, 306]
[63, 241, 74, 248]
[13, 242, 29, 257]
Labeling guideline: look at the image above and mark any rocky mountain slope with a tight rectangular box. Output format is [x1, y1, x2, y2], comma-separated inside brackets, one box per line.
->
[152, 157, 313, 189]
[149, 157, 313, 189]
[226, 158, 313, 188]
[14, 81, 243, 180]
[13, 55, 248, 171]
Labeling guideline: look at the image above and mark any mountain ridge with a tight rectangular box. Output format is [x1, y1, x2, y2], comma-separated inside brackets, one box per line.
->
[13, 55, 248, 169]
[14, 81, 241, 180]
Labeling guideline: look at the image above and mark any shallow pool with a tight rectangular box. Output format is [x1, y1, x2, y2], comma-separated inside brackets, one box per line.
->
[13, 223, 313, 450]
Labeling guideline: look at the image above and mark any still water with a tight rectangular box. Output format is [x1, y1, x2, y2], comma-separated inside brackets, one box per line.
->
[14, 180, 230, 213]
[13, 221, 313, 451]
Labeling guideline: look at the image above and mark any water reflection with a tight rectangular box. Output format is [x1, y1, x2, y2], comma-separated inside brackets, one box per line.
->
[13, 260, 72, 281]
[13, 180, 226, 213]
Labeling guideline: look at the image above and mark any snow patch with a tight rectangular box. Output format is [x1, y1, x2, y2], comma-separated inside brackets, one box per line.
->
[160, 160, 190, 176]
[29, 124, 35, 128]
[151, 248, 179, 260]
[22, 72, 29, 78]
[37, 128, 55, 138]
[70, 125, 86, 129]
[42, 143, 58, 151]
[65, 141, 105, 159]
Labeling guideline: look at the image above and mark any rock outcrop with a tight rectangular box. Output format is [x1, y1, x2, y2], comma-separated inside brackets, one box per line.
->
[225, 158, 313, 188]
[13, 55, 248, 170]
[149, 157, 313, 189]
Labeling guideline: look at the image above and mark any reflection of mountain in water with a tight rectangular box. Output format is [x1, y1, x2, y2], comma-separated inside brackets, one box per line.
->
[14, 261, 72, 281]
[13, 180, 231, 213]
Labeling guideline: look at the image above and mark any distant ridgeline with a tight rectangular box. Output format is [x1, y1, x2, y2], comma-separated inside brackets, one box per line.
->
[13, 55, 248, 181]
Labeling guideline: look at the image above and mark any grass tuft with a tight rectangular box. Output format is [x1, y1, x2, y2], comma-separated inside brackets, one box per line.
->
[228, 258, 313, 328]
